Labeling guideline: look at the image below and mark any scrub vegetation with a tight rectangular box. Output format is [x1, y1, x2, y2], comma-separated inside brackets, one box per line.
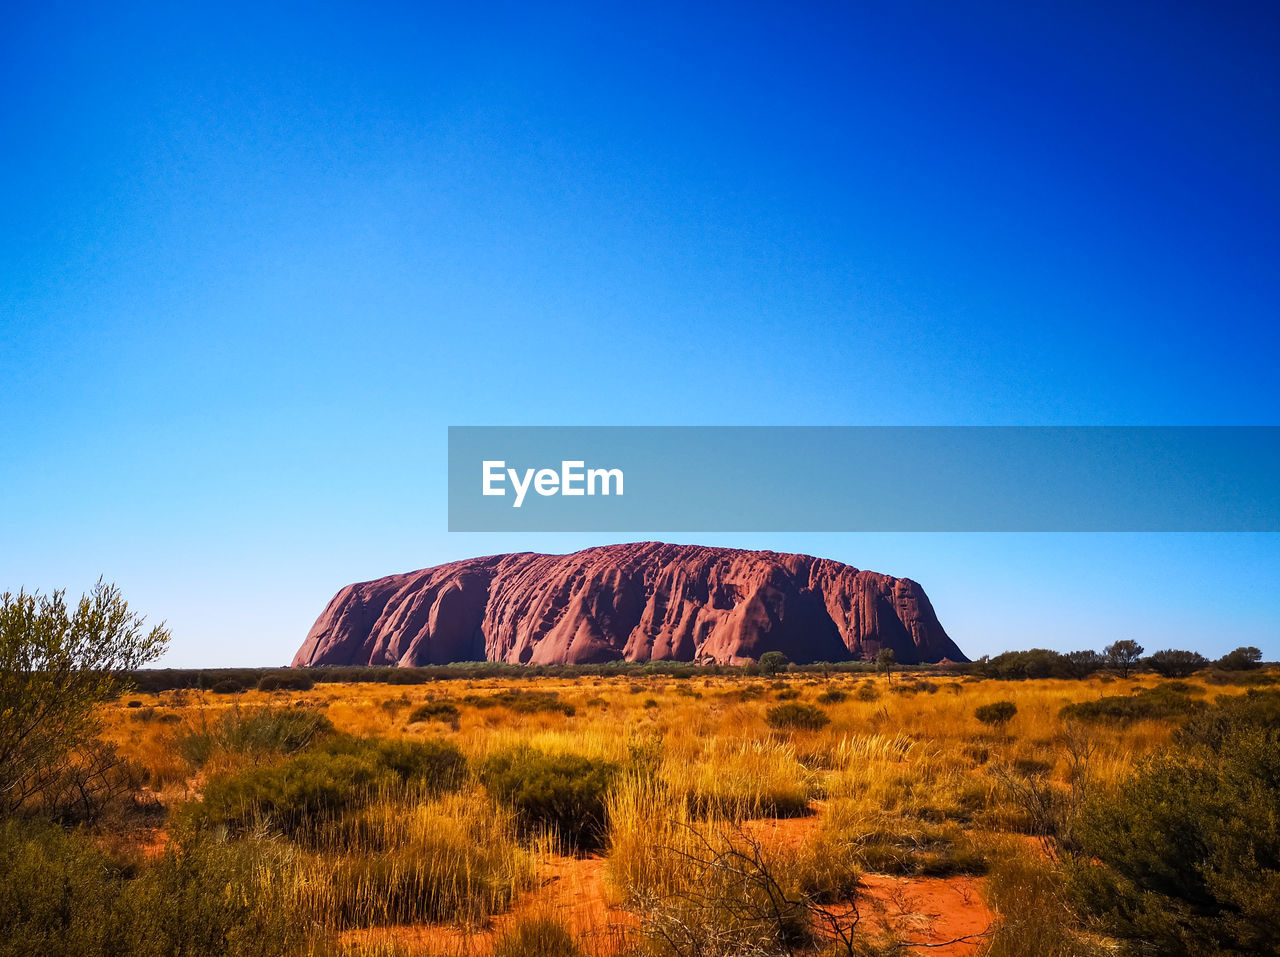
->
[3, 585, 1278, 956]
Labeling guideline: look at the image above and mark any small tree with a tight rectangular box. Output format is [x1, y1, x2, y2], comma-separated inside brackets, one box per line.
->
[758, 651, 789, 678]
[0, 581, 169, 817]
[1104, 639, 1144, 679]
[1147, 649, 1208, 678]
[1217, 646, 1263, 671]
[876, 648, 896, 684]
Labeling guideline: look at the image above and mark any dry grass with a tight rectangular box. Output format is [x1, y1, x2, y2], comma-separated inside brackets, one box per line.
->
[88, 669, 1259, 956]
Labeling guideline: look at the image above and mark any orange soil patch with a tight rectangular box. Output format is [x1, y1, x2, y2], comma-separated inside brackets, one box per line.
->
[340, 852, 635, 957]
[857, 874, 992, 954]
[341, 809, 994, 957]
[740, 810, 993, 955]
[740, 808, 825, 850]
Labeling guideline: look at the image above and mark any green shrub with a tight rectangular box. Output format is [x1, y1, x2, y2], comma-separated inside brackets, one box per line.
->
[0, 819, 300, 957]
[764, 703, 830, 731]
[407, 700, 461, 727]
[855, 682, 879, 701]
[1203, 668, 1279, 687]
[123, 835, 302, 957]
[176, 706, 334, 767]
[368, 738, 466, 790]
[975, 701, 1018, 727]
[255, 673, 315, 692]
[1067, 692, 1280, 955]
[775, 688, 801, 701]
[1177, 689, 1280, 750]
[194, 736, 465, 837]
[209, 679, 244, 694]
[196, 750, 389, 836]
[480, 747, 619, 851]
[0, 817, 122, 957]
[493, 915, 583, 957]
[463, 690, 576, 716]
[1059, 684, 1203, 725]
[980, 648, 1075, 680]
[815, 687, 847, 704]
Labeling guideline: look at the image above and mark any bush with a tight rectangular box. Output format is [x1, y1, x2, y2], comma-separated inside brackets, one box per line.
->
[209, 680, 244, 695]
[1068, 693, 1280, 954]
[123, 835, 302, 957]
[976, 648, 1107, 680]
[195, 737, 465, 837]
[815, 687, 847, 704]
[493, 915, 583, 957]
[407, 700, 461, 727]
[1203, 668, 1279, 687]
[255, 673, 314, 692]
[764, 703, 830, 731]
[1177, 690, 1280, 751]
[0, 819, 300, 957]
[982, 649, 1074, 680]
[975, 701, 1018, 727]
[1062, 649, 1105, 679]
[196, 750, 388, 836]
[0, 581, 168, 818]
[1059, 684, 1203, 725]
[369, 738, 466, 790]
[176, 706, 335, 767]
[480, 747, 619, 851]
[0, 817, 122, 956]
[463, 690, 576, 716]
[1146, 649, 1208, 678]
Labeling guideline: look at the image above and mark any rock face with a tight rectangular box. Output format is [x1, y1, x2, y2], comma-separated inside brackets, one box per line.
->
[292, 542, 966, 668]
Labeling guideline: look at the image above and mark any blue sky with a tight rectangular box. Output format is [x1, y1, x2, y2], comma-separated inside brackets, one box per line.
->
[2, 1, 1277, 665]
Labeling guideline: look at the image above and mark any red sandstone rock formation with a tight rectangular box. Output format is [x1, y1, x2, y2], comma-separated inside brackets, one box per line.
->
[292, 542, 966, 668]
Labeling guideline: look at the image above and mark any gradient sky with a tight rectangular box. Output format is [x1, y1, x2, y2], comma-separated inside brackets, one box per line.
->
[2, 1, 1277, 666]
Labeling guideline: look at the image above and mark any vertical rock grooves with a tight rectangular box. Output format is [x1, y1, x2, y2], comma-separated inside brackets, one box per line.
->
[292, 542, 966, 667]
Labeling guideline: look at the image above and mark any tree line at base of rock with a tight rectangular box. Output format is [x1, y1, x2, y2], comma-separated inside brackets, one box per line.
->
[114, 642, 1271, 694]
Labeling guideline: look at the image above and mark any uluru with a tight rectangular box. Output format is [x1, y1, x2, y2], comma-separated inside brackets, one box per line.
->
[292, 542, 966, 668]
